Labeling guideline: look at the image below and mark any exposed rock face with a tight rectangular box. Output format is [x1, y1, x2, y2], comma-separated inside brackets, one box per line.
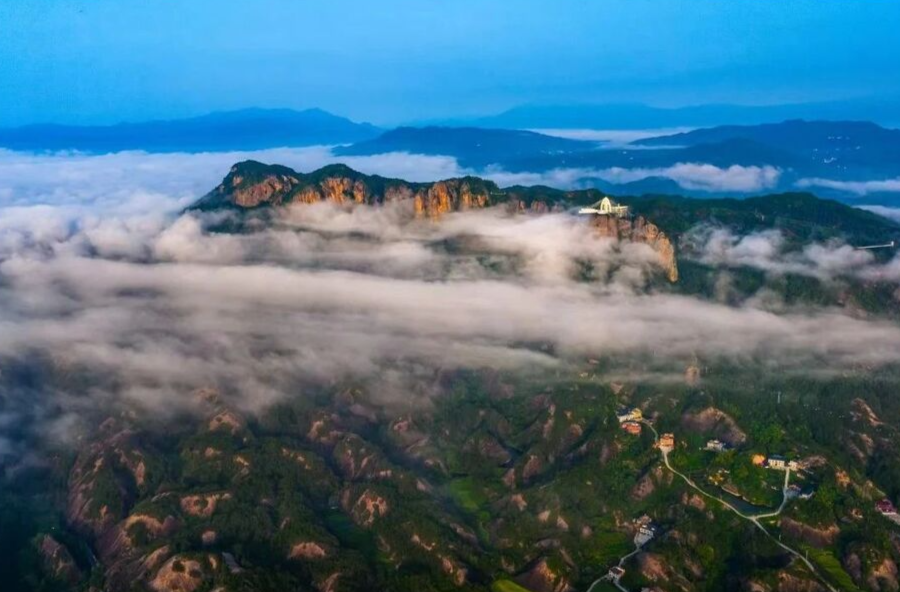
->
[779, 517, 839, 548]
[66, 421, 147, 539]
[636, 553, 682, 587]
[342, 488, 390, 527]
[776, 572, 826, 592]
[207, 410, 245, 435]
[867, 558, 899, 592]
[149, 555, 205, 592]
[412, 179, 491, 220]
[232, 173, 299, 207]
[199, 162, 681, 281]
[289, 541, 329, 560]
[851, 397, 884, 427]
[590, 214, 679, 282]
[200, 161, 498, 217]
[681, 407, 747, 446]
[38, 535, 82, 585]
[180, 492, 231, 518]
[515, 557, 573, 592]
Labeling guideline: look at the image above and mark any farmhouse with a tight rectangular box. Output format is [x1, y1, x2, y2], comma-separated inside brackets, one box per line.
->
[659, 433, 675, 451]
[616, 407, 643, 423]
[705, 439, 728, 453]
[621, 421, 642, 436]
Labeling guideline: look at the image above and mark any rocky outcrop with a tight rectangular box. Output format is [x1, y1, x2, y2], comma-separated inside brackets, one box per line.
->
[635, 553, 693, 590]
[681, 407, 747, 446]
[412, 179, 492, 220]
[66, 421, 147, 539]
[198, 161, 498, 217]
[341, 487, 390, 527]
[515, 557, 573, 592]
[779, 517, 839, 548]
[232, 173, 299, 207]
[289, 541, 329, 560]
[207, 410, 245, 435]
[775, 572, 826, 592]
[38, 535, 82, 586]
[180, 492, 231, 518]
[868, 558, 900, 592]
[148, 555, 206, 592]
[197, 162, 681, 280]
[590, 214, 679, 282]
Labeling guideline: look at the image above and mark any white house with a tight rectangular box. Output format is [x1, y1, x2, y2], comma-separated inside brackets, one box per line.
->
[767, 455, 787, 470]
[705, 439, 728, 453]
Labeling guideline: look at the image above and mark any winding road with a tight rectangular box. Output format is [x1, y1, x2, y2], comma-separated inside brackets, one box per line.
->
[584, 422, 837, 592]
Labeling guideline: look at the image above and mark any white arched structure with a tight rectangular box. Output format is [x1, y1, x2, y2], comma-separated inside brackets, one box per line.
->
[578, 196, 629, 218]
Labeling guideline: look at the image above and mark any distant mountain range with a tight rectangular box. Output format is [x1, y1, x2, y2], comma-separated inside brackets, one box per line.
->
[637, 119, 900, 172]
[0, 108, 381, 153]
[457, 99, 900, 130]
[334, 126, 592, 168]
[5, 106, 900, 204]
[338, 119, 900, 203]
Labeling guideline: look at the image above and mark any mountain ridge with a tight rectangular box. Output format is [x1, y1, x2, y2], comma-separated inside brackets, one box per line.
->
[459, 99, 900, 130]
[0, 108, 381, 153]
[334, 126, 593, 168]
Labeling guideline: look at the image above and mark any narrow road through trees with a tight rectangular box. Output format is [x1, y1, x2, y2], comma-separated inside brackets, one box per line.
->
[584, 421, 837, 592]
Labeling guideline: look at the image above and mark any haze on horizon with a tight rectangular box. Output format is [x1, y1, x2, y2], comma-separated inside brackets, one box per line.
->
[2, 0, 899, 127]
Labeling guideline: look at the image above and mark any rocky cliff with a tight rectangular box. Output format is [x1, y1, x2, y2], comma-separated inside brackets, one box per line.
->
[590, 213, 679, 282]
[195, 161, 500, 220]
[195, 160, 678, 281]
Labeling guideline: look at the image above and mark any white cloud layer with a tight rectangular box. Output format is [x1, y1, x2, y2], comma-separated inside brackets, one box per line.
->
[484, 163, 782, 193]
[860, 205, 900, 223]
[686, 226, 900, 282]
[528, 128, 694, 144]
[1, 149, 899, 464]
[797, 177, 900, 196]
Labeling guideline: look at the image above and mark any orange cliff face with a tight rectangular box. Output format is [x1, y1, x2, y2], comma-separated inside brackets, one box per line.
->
[200, 162, 679, 283]
[230, 173, 299, 208]
[412, 179, 492, 220]
[590, 213, 679, 282]
[205, 163, 498, 215]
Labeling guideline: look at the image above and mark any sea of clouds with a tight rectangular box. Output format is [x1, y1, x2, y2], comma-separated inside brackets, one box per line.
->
[1, 148, 900, 468]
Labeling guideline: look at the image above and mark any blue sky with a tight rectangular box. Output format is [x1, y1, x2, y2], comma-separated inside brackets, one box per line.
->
[2, 0, 899, 126]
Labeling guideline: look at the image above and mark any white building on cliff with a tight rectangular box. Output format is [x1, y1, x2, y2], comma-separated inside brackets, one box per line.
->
[578, 196, 629, 218]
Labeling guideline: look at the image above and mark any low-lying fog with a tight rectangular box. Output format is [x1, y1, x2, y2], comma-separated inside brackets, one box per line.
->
[1, 148, 900, 470]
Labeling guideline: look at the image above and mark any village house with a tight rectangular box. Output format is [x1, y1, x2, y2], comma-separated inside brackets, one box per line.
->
[659, 433, 675, 451]
[705, 439, 728, 453]
[876, 498, 897, 515]
[767, 455, 787, 470]
[876, 499, 900, 526]
[608, 566, 626, 582]
[621, 421, 642, 436]
[616, 407, 643, 423]
[633, 515, 659, 546]
[765, 455, 799, 471]
[751, 454, 767, 466]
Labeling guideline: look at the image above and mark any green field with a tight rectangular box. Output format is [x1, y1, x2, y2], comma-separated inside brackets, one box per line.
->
[447, 477, 489, 513]
[803, 546, 863, 592]
[491, 580, 533, 592]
